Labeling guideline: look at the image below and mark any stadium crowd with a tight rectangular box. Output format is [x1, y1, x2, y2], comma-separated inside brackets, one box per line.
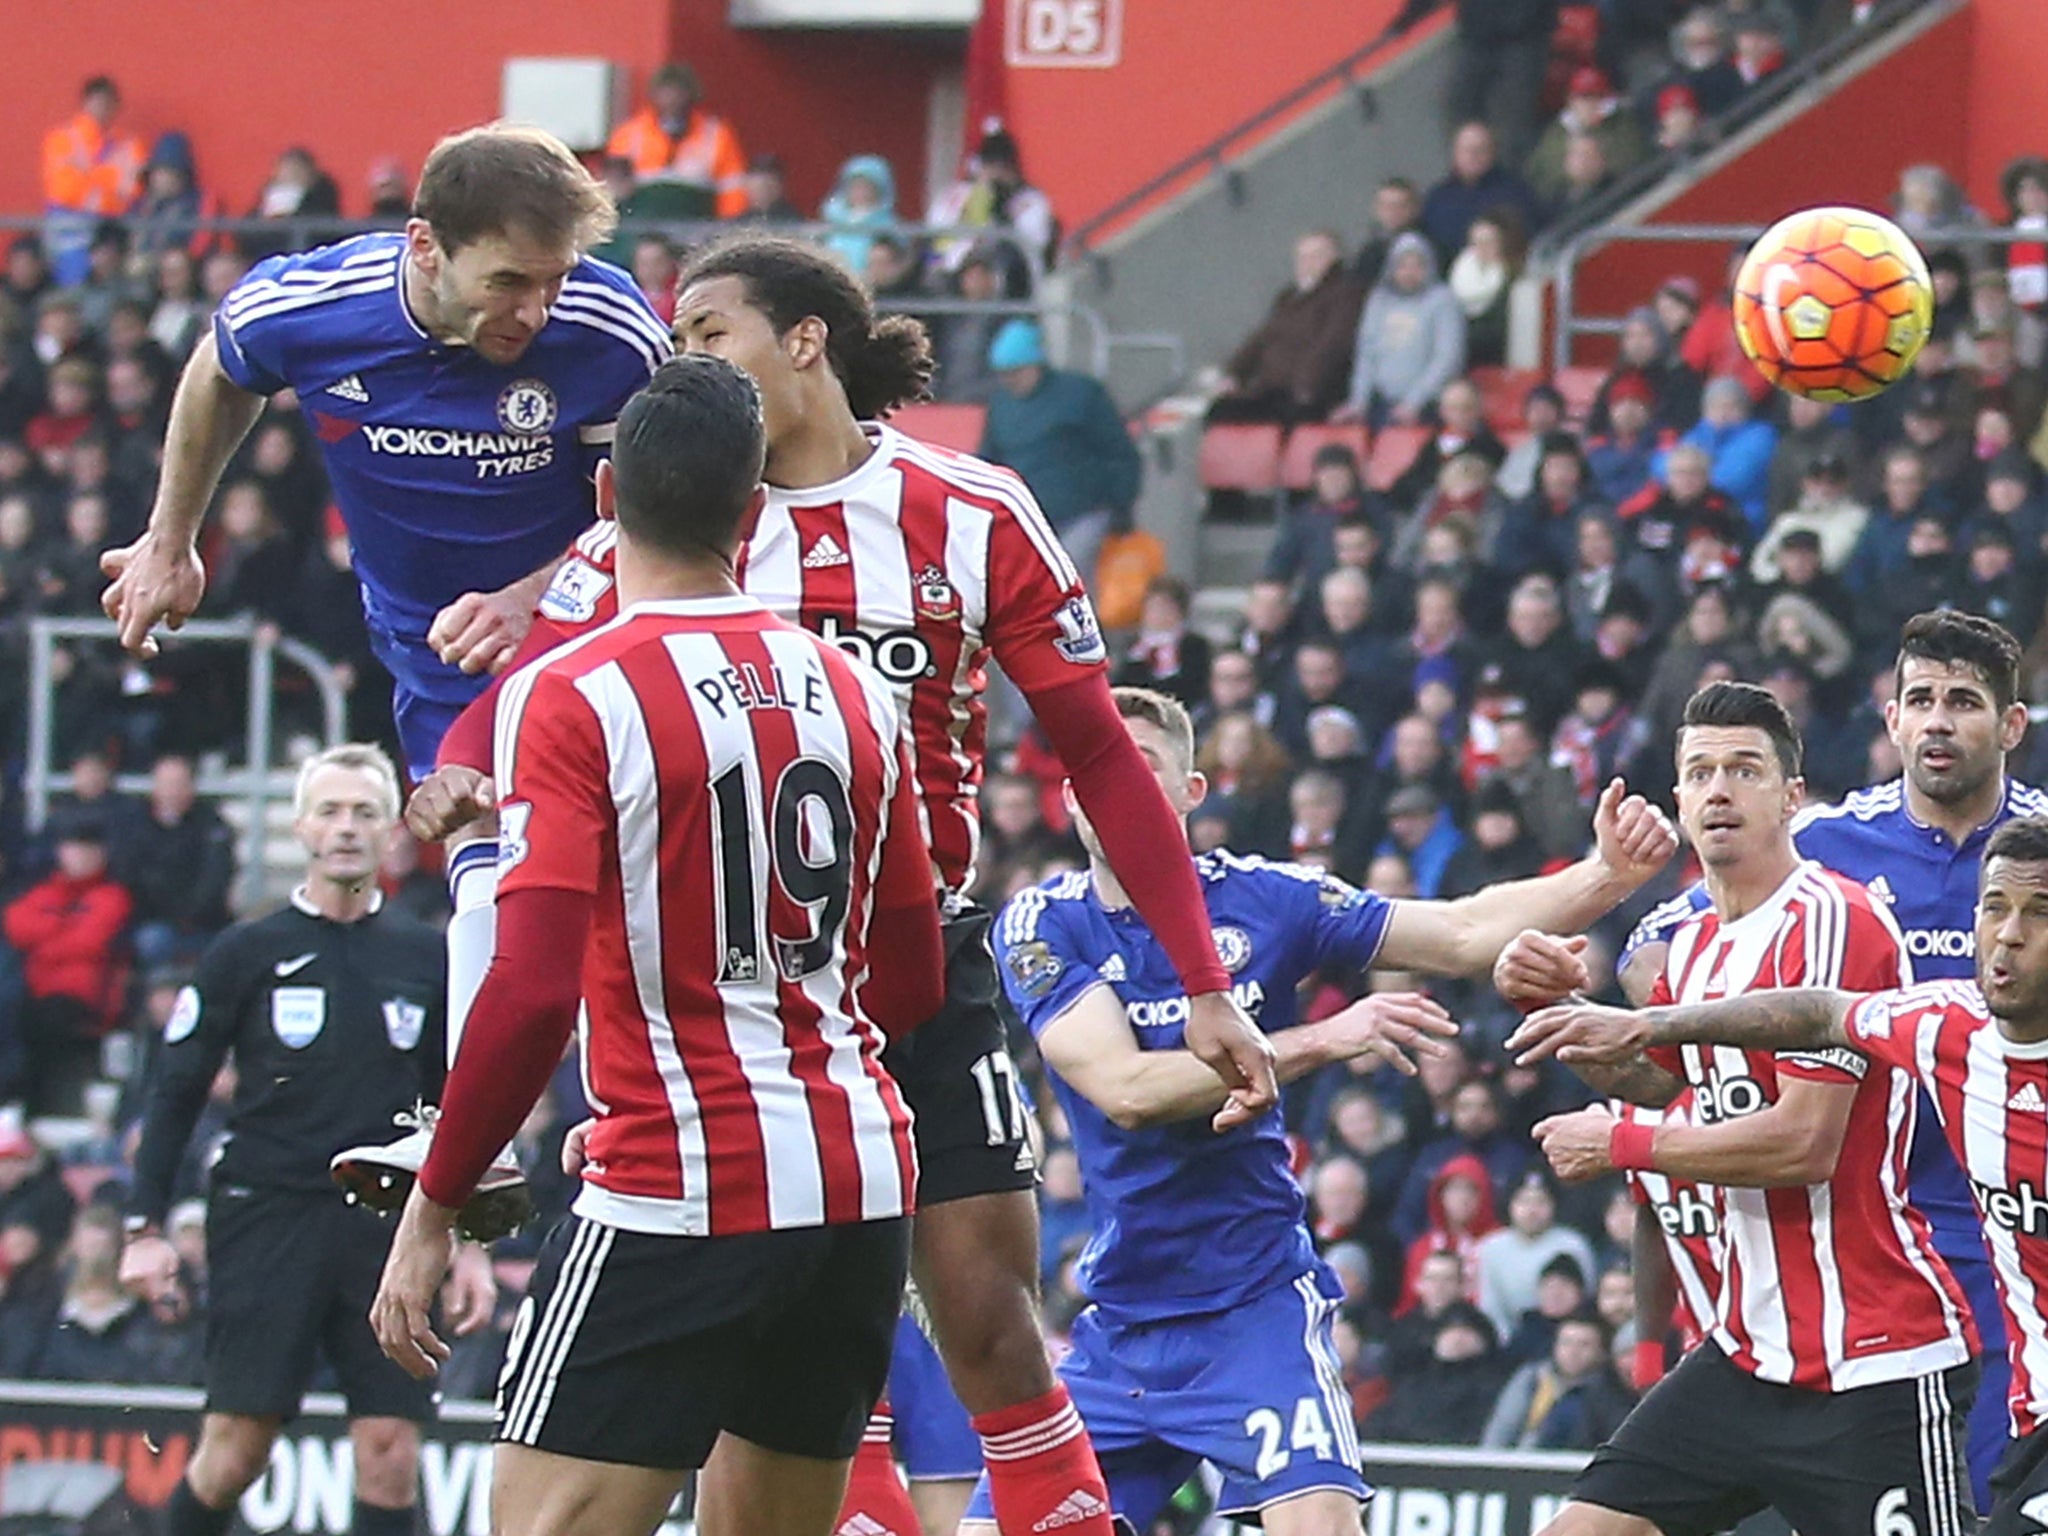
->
[3, 9, 2048, 1481]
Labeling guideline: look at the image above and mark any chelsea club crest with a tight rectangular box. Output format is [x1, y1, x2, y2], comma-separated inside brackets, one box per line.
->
[1211, 926, 1253, 973]
[498, 379, 558, 436]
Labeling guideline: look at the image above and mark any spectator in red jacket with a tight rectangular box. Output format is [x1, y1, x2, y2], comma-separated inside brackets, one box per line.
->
[1673, 254, 1771, 404]
[2, 815, 130, 1115]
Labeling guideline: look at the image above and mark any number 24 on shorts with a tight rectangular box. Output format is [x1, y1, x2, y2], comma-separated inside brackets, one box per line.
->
[1245, 1397, 1338, 1480]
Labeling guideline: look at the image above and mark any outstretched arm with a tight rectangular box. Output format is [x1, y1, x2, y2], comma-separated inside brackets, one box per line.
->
[1039, 988, 1457, 1131]
[99, 332, 265, 656]
[1377, 779, 1677, 976]
[1508, 989, 1858, 1069]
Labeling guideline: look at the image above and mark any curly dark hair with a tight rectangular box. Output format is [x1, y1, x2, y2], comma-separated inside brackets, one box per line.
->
[679, 234, 934, 419]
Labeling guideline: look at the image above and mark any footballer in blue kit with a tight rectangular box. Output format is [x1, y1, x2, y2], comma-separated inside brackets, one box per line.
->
[1613, 612, 2042, 1511]
[963, 687, 1680, 1534]
[101, 124, 668, 780]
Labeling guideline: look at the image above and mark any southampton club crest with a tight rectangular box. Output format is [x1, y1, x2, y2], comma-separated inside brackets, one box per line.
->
[497, 379, 558, 436]
[914, 564, 960, 622]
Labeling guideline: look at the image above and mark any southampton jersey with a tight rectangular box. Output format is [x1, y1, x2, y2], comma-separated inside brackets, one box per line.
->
[1619, 1092, 1722, 1349]
[1625, 777, 2048, 1267]
[1848, 981, 2048, 1435]
[738, 424, 1108, 893]
[1795, 777, 2048, 1260]
[993, 851, 1392, 1325]
[476, 425, 1107, 892]
[491, 597, 923, 1236]
[1650, 862, 1973, 1390]
[213, 232, 668, 713]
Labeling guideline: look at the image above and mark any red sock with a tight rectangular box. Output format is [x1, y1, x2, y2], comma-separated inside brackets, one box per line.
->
[833, 1403, 920, 1536]
[972, 1384, 1114, 1535]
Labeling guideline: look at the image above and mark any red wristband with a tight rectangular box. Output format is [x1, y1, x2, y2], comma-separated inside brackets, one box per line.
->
[1631, 1339, 1665, 1391]
[1609, 1119, 1657, 1172]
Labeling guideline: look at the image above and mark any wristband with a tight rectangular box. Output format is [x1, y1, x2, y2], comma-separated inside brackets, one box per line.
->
[1608, 1119, 1657, 1171]
[1631, 1339, 1665, 1391]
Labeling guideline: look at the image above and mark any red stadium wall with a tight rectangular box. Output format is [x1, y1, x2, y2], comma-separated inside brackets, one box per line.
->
[1566, 4, 1975, 363]
[664, 9, 958, 216]
[1565, 0, 2048, 364]
[0, 2, 946, 222]
[999, 0, 1411, 235]
[1961, 0, 2048, 217]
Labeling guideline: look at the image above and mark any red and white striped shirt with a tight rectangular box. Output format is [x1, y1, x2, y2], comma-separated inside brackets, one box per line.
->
[737, 423, 1105, 893]
[1649, 860, 1973, 1390]
[1847, 980, 2048, 1434]
[1620, 1093, 1722, 1349]
[492, 595, 923, 1236]
[527, 426, 1105, 894]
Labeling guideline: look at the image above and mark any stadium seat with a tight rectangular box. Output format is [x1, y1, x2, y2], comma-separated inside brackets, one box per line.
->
[1554, 365, 1607, 424]
[892, 402, 986, 453]
[1198, 424, 1285, 493]
[1278, 424, 1372, 490]
[1366, 425, 1431, 493]
[1470, 367, 1547, 433]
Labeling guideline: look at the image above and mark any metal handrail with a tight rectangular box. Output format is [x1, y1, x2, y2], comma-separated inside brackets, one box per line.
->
[1064, 19, 1425, 254]
[878, 294, 1112, 377]
[1550, 221, 2035, 373]
[25, 615, 350, 910]
[1529, 0, 1945, 261]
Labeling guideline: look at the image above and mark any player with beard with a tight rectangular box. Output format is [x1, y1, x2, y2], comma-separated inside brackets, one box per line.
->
[393, 236, 1277, 1536]
[1491, 682, 1976, 1536]
[1509, 813, 2048, 1536]
[1578, 612, 2047, 1506]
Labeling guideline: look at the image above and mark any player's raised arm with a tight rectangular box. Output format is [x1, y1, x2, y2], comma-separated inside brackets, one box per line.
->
[100, 330, 266, 656]
[1375, 778, 1677, 976]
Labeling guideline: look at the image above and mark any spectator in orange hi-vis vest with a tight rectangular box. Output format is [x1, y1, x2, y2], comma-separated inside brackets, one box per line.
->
[42, 77, 145, 286]
[605, 62, 747, 219]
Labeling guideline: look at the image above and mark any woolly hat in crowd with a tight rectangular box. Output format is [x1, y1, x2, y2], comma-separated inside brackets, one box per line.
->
[988, 318, 1046, 372]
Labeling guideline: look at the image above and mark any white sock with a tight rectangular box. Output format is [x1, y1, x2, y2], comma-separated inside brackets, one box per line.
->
[444, 840, 498, 1068]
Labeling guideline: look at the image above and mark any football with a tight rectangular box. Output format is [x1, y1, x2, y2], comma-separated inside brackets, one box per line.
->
[1731, 205, 1935, 402]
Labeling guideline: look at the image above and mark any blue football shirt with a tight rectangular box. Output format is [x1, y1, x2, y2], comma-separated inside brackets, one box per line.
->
[994, 851, 1393, 1325]
[213, 232, 668, 718]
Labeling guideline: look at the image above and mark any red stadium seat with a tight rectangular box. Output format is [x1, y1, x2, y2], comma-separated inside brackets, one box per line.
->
[1278, 424, 1372, 490]
[892, 402, 987, 453]
[1470, 367, 1547, 433]
[1198, 424, 1285, 492]
[1555, 365, 1606, 424]
[1366, 425, 1431, 492]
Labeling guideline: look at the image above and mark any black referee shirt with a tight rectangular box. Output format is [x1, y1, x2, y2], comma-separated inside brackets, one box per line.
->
[128, 888, 446, 1225]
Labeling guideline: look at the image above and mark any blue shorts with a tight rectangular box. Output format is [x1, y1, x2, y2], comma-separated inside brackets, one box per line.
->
[891, 1313, 981, 1480]
[1950, 1247, 2010, 1514]
[367, 623, 487, 782]
[965, 1269, 1368, 1529]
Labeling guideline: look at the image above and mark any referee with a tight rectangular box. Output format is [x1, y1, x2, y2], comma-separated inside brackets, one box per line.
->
[119, 743, 495, 1536]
